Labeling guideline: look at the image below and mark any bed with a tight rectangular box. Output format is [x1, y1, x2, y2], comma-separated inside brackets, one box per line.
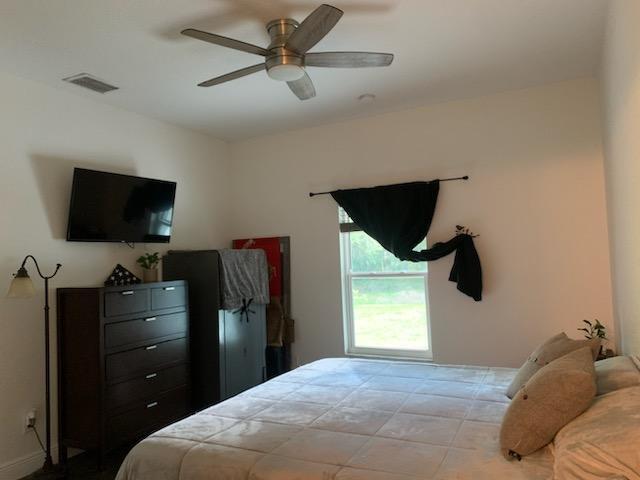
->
[116, 357, 555, 480]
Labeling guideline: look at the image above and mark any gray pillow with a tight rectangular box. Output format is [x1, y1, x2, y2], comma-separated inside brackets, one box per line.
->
[595, 356, 640, 395]
[500, 347, 597, 458]
[506, 333, 600, 398]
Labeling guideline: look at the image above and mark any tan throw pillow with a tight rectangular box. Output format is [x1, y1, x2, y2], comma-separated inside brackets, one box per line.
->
[554, 385, 640, 479]
[595, 356, 640, 395]
[506, 333, 566, 398]
[500, 347, 597, 458]
[506, 333, 600, 398]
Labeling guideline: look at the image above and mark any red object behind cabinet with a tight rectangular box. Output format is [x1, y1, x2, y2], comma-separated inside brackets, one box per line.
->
[232, 237, 282, 297]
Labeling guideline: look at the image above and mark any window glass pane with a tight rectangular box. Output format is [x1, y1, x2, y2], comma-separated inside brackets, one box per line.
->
[352, 277, 428, 350]
[349, 231, 427, 273]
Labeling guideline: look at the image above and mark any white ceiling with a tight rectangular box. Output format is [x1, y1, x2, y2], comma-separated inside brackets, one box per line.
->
[0, 0, 608, 141]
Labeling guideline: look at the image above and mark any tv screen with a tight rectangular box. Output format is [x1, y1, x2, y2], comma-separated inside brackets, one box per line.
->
[66, 168, 177, 243]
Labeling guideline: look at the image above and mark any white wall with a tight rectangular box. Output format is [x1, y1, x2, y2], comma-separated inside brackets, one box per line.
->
[0, 68, 618, 477]
[0, 71, 231, 477]
[601, 0, 640, 356]
[228, 78, 614, 369]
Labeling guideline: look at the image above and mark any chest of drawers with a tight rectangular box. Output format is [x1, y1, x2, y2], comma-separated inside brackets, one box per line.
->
[56, 281, 189, 466]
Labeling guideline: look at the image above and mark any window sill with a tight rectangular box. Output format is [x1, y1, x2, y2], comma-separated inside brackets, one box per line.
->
[345, 351, 433, 363]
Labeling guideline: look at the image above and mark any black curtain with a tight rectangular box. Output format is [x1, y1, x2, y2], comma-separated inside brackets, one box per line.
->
[331, 181, 482, 301]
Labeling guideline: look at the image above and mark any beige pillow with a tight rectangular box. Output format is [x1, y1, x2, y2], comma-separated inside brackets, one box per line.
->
[506, 333, 566, 398]
[506, 333, 600, 398]
[554, 385, 640, 479]
[595, 356, 640, 395]
[500, 347, 597, 458]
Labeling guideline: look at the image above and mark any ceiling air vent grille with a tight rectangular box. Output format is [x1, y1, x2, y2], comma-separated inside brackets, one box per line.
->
[62, 73, 119, 94]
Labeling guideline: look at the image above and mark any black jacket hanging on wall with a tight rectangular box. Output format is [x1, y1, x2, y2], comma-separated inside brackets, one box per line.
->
[331, 180, 482, 301]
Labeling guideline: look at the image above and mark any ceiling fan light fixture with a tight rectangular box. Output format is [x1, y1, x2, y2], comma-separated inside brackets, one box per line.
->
[267, 64, 306, 82]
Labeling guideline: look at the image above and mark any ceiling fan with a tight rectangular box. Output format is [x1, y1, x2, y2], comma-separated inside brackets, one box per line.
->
[182, 4, 394, 100]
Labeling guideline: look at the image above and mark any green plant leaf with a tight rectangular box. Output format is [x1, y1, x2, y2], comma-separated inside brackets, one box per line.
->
[137, 252, 161, 270]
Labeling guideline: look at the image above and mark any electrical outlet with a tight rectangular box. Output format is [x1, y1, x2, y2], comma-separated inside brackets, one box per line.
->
[25, 409, 36, 432]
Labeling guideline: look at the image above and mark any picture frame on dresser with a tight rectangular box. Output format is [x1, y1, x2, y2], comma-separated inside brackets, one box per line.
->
[56, 280, 190, 469]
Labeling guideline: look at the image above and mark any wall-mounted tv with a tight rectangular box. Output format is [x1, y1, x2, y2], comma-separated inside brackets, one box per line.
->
[66, 168, 177, 243]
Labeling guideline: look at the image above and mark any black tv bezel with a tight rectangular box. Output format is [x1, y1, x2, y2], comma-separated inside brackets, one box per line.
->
[66, 168, 177, 244]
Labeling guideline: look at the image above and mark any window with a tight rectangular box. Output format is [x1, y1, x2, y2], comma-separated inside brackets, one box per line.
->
[339, 209, 431, 359]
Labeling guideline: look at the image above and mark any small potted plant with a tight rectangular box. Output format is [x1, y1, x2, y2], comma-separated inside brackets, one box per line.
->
[578, 319, 612, 360]
[137, 252, 160, 283]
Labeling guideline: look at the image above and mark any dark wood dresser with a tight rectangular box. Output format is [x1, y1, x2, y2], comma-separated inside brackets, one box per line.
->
[56, 280, 190, 466]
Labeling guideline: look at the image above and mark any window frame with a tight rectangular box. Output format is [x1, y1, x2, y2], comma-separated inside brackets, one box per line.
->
[340, 230, 433, 360]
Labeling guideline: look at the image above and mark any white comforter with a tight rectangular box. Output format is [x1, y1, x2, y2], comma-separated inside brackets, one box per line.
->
[116, 358, 553, 480]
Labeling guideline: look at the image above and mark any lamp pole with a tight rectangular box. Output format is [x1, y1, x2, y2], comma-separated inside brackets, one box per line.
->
[43, 274, 53, 470]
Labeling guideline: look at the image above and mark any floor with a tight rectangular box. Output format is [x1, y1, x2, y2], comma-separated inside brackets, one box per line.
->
[20, 448, 127, 480]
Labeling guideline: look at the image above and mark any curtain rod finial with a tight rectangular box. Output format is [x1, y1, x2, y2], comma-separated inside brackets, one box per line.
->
[463, 175, 469, 180]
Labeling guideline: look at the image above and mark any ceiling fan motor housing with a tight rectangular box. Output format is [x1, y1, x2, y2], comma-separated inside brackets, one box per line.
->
[265, 19, 305, 81]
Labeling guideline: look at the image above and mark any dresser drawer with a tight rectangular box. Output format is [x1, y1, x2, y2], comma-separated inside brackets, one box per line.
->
[106, 338, 187, 382]
[105, 312, 188, 349]
[151, 285, 186, 311]
[107, 386, 188, 445]
[106, 364, 188, 412]
[104, 289, 149, 317]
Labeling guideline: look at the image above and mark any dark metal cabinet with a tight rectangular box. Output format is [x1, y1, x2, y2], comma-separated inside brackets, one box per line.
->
[163, 250, 268, 409]
[56, 281, 190, 467]
[219, 307, 267, 400]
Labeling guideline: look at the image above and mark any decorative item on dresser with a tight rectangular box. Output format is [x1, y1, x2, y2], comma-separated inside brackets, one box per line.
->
[104, 264, 141, 287]
[56, 280, 190, 469]
[136, 252, 160, 283]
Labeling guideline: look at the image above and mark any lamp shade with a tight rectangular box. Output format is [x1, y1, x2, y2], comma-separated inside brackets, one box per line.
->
[7, 267, 36, 298]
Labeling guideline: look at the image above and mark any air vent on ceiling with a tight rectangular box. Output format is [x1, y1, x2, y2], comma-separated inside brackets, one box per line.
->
[62, 73, 119, 94]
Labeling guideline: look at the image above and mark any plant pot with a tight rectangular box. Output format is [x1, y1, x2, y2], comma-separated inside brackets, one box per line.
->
[143, 268, 158, 283]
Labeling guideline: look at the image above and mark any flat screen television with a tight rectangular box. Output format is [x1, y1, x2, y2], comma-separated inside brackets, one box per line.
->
[66, 168, 177, 243]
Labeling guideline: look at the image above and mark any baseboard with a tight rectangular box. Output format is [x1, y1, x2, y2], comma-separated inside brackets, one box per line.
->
[0, 446, 58, 480]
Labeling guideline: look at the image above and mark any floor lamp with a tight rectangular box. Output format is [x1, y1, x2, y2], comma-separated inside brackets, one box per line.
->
[7, 255, 63, 478]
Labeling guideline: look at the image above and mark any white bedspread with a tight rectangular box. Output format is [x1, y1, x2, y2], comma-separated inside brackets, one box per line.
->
[116, 358, 554, 480]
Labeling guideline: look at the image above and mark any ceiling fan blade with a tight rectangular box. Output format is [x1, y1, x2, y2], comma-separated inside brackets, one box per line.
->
[182, 28, 271, 57]
[198, 64, 265, 87]
[305, 52, 394, 68]
[285, 4, 344, 54]
[287, 72, 316, 100]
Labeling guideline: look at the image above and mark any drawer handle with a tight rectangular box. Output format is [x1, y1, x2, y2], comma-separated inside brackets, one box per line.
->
[121, 291, 134, 296]
[144, 317, 157, 322]
[145, 345, 158, 351]
[163, 287, 176, 291]
[145, 373, 157, 379]
[146, 402, 158, 409]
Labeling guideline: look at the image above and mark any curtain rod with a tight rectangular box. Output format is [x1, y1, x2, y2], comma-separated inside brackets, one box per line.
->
[308, 176, 469, 198]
